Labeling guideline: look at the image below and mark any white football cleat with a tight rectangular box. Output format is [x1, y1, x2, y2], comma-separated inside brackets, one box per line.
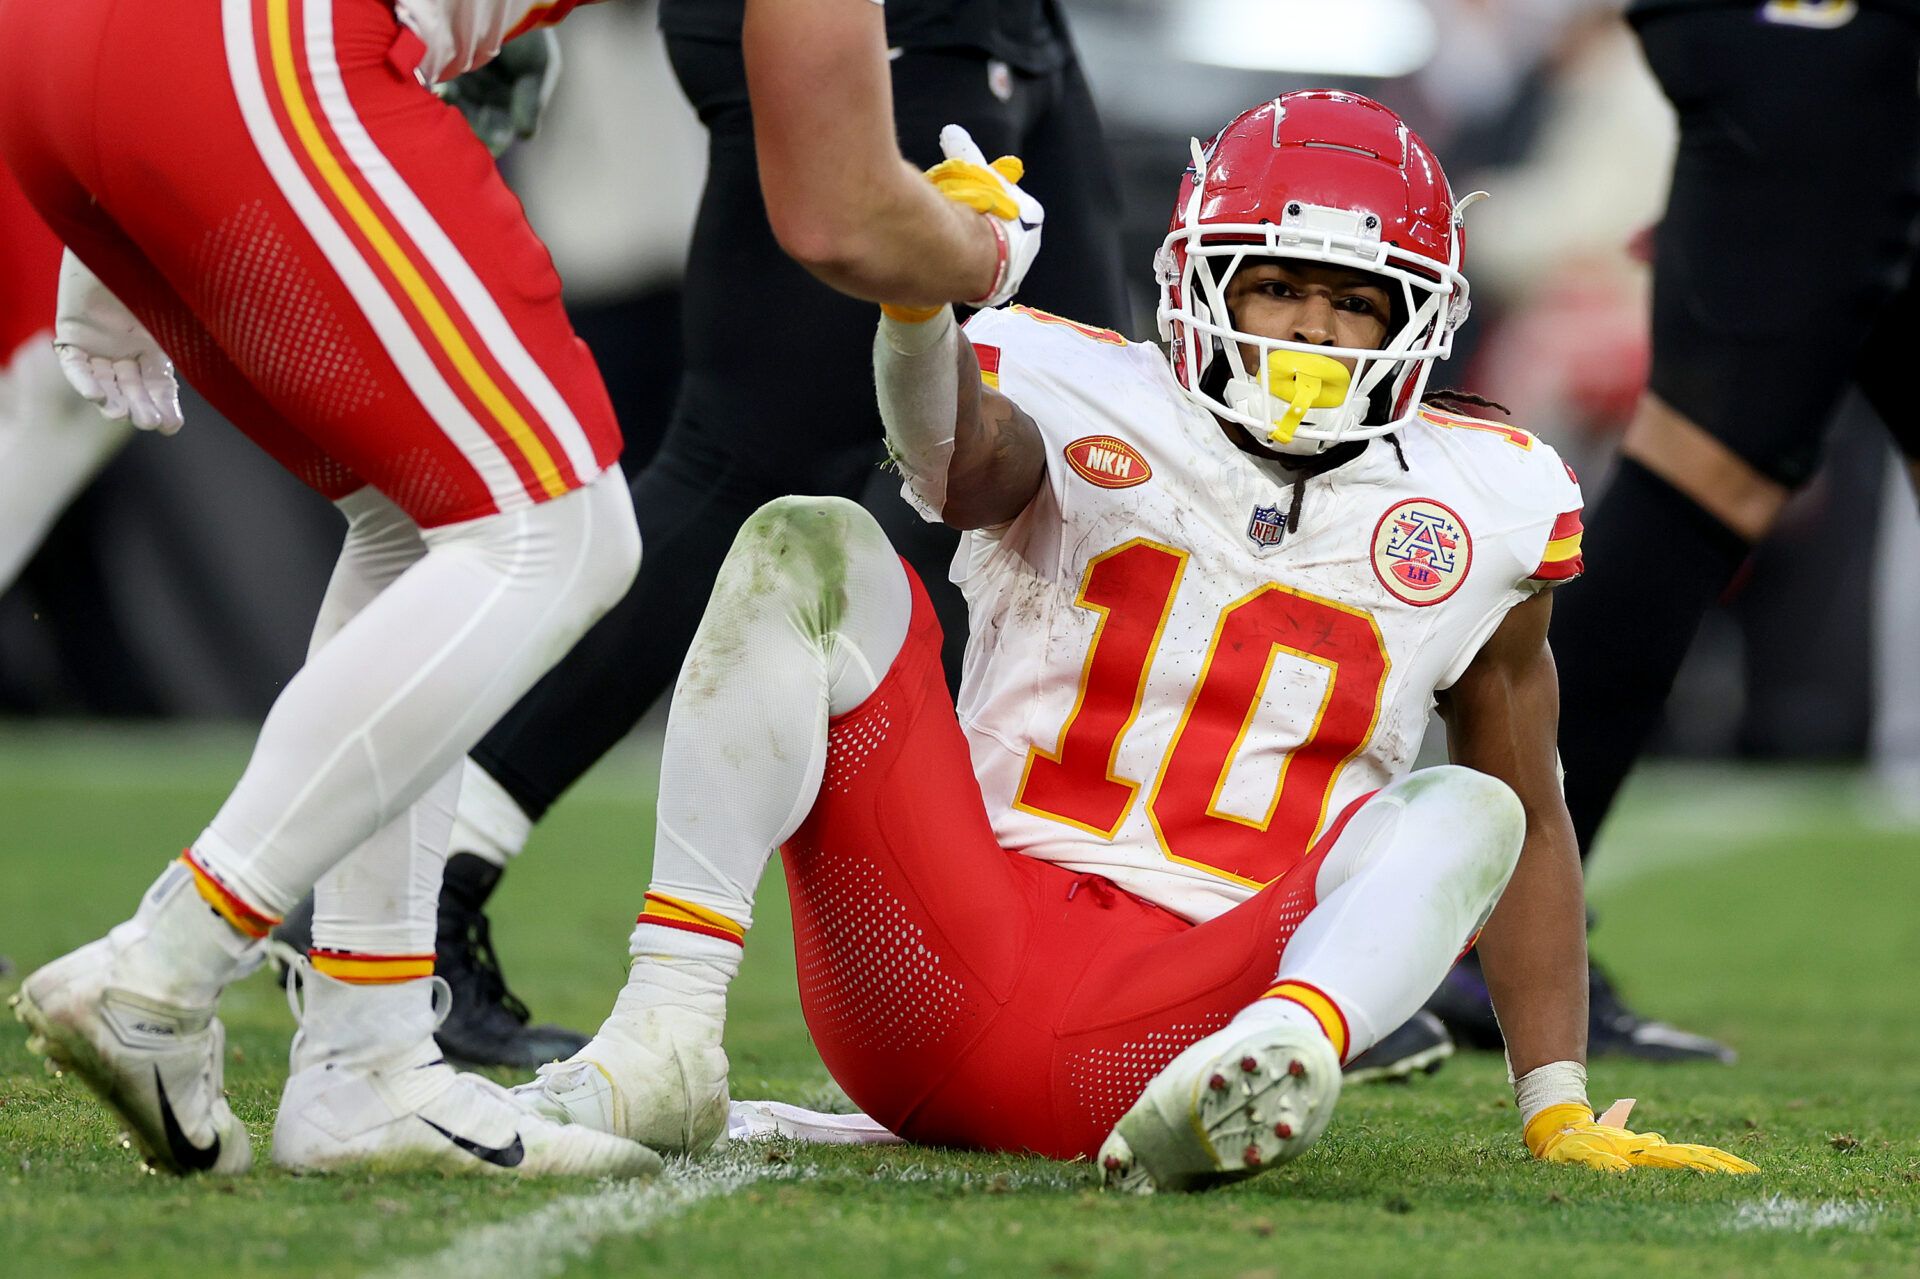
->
[272, 1037, 662, 1177]
[12, 938, 252, 1175]
[1097, 1019, 1341, 1194]
[515, 1003, 730, 1154]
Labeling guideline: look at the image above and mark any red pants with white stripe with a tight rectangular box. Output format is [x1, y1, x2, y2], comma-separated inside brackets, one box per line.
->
[782, 572, 1361, 1162]
[0, 0, 619, 527]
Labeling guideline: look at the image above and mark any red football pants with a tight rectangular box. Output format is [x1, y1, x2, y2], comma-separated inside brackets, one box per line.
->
[0, 0, 619, 526]
[782, 569, 1364, 1162]
[0, 160, 60, 363]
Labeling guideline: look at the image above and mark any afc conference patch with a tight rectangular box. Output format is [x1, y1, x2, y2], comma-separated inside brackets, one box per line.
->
[1247, 503, 1286, 548]
[1371, 498, 1471, 605]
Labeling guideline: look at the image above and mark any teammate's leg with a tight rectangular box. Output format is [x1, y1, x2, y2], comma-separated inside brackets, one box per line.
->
[523, 495, 923, 1151]
[0, 339, 134, 594]
[1096, 768, 1524, 1190]
[3, 0, 652, 1175]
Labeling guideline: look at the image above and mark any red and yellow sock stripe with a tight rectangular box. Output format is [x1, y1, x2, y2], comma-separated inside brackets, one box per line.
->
[1259, 979, 1351, 1063]
[308, 948, 436, 984]
[180, 850, 280, 940]
[637, 892, 745, 947]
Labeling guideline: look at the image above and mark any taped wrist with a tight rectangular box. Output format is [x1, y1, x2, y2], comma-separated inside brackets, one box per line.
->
[1513, 1059, 1590, 1139]
[874, 305, 959, 520]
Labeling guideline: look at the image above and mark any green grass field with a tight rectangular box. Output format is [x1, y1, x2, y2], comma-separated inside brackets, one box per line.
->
[3, 724, 1917, 1278]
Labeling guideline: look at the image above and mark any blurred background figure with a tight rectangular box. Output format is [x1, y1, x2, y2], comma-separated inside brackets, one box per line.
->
[5, 0, 1915, 1066]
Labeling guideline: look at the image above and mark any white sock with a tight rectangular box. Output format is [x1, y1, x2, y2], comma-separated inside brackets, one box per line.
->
[609, 925, 742, 1028]
[112, 860, 263, 1006]
[448, 757, 532, 869]
[289, 965, 440, 1075]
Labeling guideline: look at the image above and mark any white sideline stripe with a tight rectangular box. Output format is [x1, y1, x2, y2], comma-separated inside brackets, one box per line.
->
[302, 0, 602, 484]
[221, 0, 529, 513]
[365, 1143, 1086, 1279]
[1728, 1195, 1880, 1234]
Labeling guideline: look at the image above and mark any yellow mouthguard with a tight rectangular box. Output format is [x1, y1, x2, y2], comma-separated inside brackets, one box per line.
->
[1262, 350, 1351, 444]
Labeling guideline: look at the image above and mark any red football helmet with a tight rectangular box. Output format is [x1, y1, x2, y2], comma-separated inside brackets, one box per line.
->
[1156, 91, 1476, 455]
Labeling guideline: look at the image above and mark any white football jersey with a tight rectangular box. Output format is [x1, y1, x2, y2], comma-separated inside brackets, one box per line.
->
[398, 0, 586, 83]
[947, 305, 1584, 924]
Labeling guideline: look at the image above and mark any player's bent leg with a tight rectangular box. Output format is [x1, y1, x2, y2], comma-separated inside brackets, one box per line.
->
[523, 496, 913, 1152]
[1100, 767, 1524, 1193]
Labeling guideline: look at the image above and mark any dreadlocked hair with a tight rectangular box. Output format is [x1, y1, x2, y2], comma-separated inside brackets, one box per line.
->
[1420, 388, 1511, 418]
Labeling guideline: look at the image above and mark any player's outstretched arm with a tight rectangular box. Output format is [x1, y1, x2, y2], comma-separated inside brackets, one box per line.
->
[744, 0, 1026, 308]
[875, 307, 1043, 529]
[1439, 593, 1756, 1174]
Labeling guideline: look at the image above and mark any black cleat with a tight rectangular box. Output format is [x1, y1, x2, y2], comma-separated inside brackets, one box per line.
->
[433, 854, 589, 1071]
[1424, 951, 1737, 1064]
[270, 854, 589, 1070]
[1587, 962, 1735, 1063]
[1343, 1010, 1454, 1084]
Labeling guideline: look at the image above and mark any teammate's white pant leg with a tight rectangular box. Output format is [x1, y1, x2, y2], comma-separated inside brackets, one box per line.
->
[647, 495, 913, 930]
[0, 338, 134, 593]
[294, 488, 457, 958]
[190, 469, 640, 917]
[1265, 765, 1526, 1055]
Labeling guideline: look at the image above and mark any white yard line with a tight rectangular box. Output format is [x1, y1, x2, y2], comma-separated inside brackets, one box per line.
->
[366, 1141, 1087, 1279]
[1727, 1195, 1881, 1234]
[365, 1147, 778, 1279]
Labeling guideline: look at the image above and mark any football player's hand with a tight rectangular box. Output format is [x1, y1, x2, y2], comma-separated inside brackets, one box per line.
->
[926, 124, 1043, 308]
[439, 29, 560, 158]
[53, 249, 183, 435]
[1526, 1100, 1758, 1174]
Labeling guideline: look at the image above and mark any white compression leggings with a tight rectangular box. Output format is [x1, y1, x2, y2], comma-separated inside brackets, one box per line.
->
[192, 470, 640, 953]
[0, 338, 133, 593]
[648, 496, 913, 932]
[1272, 765, 1526, 1058]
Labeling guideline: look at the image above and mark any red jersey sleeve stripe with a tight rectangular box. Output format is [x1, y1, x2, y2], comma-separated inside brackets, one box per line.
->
[1549, 508, 1583, 540]
[1529, 555, 1585, 582]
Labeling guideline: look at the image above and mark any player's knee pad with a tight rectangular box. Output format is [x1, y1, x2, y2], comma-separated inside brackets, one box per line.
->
[1391, 765, 1525, 901]
[425, 469, 640, 631]
[729, 495, 893, 612]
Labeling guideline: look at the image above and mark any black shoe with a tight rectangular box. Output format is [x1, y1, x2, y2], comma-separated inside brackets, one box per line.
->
[1423, 952, 1504, 1050]
[1587, 961, 1735, 1063]
[1343, 1011, 1454, 1084]
[433, 853, 590, 1070]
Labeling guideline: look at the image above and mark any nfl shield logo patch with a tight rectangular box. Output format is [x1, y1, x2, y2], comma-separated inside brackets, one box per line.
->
[1248, 503, 1286, 548]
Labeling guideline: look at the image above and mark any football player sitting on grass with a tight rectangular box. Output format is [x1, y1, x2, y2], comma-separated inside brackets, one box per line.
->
[516, 93, 1758, 1189]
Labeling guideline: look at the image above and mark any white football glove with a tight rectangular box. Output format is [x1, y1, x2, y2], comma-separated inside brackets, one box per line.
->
[54, 250, 183, 435]
[926, 124, 1044, 308]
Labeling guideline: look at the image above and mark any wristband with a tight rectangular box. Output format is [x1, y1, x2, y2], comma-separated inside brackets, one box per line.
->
[967, 216, 1010, 307]
[1512, 1059, 1589, 1131]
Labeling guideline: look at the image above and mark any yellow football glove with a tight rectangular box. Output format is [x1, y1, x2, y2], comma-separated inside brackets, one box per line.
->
[880, 124, 1047, 324]
[1525, 1100, 1759, 1174]
[925, 153, 1026, 219]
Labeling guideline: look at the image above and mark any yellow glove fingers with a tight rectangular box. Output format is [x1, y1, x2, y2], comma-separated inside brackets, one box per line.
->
[925, 158, 1020, 220]
[1632, 1141, 1761, 1175]
[990, 155, 1024, 184]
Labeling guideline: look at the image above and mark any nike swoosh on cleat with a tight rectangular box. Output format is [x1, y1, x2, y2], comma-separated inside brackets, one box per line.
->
[155, 1069, 222, 1172]
[420, 1117, 526, 1168]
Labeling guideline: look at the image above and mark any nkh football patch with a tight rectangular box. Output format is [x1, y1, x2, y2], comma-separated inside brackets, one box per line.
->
[1064, 436, 1151, 489]
[1371, 498, 1471, 605]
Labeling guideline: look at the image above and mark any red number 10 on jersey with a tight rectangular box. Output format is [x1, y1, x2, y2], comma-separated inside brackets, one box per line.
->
[1013, 540, 1392, 887]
